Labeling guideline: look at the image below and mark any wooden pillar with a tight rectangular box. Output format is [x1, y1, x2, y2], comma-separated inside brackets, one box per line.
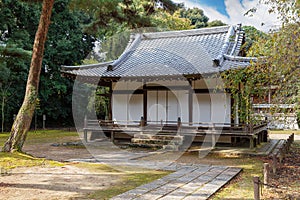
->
[230, 93, 235, 124]
[84, 115, 88, 143]
[108, 82, 113, 121]
[272, 154, 277, 174]
[211, 123, 216, 148]
[253, 176, 260, 200]
[250, 136, 254, 149]
[263, 163, 269, 189]
[143, 82, 147, 124]
[188, 79, 193, 125]
[234, 95, 239, 126]
[177, 117, 181, 134]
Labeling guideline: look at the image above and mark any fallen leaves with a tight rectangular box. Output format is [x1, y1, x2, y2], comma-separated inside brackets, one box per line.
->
[260, 143, 300, 199]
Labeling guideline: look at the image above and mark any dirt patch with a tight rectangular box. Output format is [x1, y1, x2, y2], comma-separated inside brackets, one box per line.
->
[0, 136, 120, 200]
[0, 134, 166, 200]
[0, 164, 120, 200]
[23, 142, 93, 162]
[260, 143, 300, 199]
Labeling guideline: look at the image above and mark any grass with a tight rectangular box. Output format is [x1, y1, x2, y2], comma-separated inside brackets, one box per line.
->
[88, 170, 170, 199]
[210, 156, 264, 199]
[70, 161, 171, 199]
[0, 130, 72, 170]
[0, 129, 298, 199]
[211, 130, 299, 199]
[0, 152, 63, 170]
[0, 129, 79, 146]
[0, 129, 171, 199]
[73, 162, 171, 199]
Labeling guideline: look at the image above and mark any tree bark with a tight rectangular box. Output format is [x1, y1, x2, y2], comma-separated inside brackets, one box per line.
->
[1, 95, 5, 133]
[2, 0, 55, 152]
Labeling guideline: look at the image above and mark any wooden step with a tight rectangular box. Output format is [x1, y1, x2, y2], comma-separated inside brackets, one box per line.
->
[129, 143, 163, 149]
[133, 133, 183, 141]
[131, 138, 183, 145]
[162, 125, 178, 131]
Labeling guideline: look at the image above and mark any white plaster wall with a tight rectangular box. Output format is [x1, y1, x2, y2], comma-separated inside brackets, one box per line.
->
[128, 94, 143, 122]
[112, 94, 128, 123]
[147, 91, 158, 123]
[174, 90, 189, 123]
[167, 91, 179, 122]
[210, 93, 231, 124]
[147, 91, 167, 123]
[147, 90, 188, 123]
[112, 80, 231, 125]
[157, 91, 167, 122]
[112, 94, 143, 123]
[193, 94, 211, 123]
[192, 93, 231, 124]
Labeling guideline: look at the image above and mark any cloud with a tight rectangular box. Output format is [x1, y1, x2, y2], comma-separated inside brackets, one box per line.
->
[172, 0, 281, 32]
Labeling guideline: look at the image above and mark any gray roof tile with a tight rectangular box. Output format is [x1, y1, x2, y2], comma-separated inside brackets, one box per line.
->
[61, 25, 255, 79]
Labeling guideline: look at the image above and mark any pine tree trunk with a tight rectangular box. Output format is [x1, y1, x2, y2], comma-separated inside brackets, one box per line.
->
[1, 95, 5, 133]
[2, 0, 55, 152]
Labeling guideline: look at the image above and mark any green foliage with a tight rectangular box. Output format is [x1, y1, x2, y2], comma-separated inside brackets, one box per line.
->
[94, 87, 109, 119]
[152, 10, 192, 31]
[223, 2, 300, 124]
[40, 0, 94, 126]
[222, 61, 269, 124]
[179, 7, 209, 28]
[70, 0, 150, 36]
[0, 0, 95, 130]
[99, 30, 131, 62]
[71, 0, 187, 38]
[0, 44, 31, 131]
[81, 0, 192, 64]
[260, 0, 300, 24]
[241, 26, 268, 56]
[207, 20, 226, 27]
[155, 0, 184, 14]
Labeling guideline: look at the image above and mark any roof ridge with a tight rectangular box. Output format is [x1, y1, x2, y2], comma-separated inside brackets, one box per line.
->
[142, 25, 230, 39]
[228, 25, 244, 56]
[213, 25, 236, 66]
[107, 34, 142, 71]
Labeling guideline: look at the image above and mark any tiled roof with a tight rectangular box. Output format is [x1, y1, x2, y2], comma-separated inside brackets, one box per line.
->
[62, 25, 255, 79]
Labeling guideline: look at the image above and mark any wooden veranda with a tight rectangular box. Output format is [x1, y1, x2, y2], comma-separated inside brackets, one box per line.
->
[83, 117, 268, 149]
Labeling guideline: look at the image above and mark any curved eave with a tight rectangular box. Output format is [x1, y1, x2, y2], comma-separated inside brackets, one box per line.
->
[61, 61, 113, 71]
[223, 54, 258, 62]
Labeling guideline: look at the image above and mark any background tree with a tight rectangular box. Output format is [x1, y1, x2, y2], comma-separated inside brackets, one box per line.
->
[179, 7, 209, 28]
[0, 45, 31, 132]
[2, 0, 55, 152]
[0, 0, 95, 130]
[207, 20, 226, 27]
[40, 0, 94, 127]
[223, 0, 300, 125]
[240, 25, 268, 56]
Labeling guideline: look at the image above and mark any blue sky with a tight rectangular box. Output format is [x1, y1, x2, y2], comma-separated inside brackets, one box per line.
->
[190, 0, 229, 17]
[172, 0, 280, 32]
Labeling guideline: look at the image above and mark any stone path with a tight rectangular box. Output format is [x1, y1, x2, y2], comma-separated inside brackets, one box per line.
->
[111, 165, 241, 200]
[66, 133, 299, 199]
[68, 140, 242, 200]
